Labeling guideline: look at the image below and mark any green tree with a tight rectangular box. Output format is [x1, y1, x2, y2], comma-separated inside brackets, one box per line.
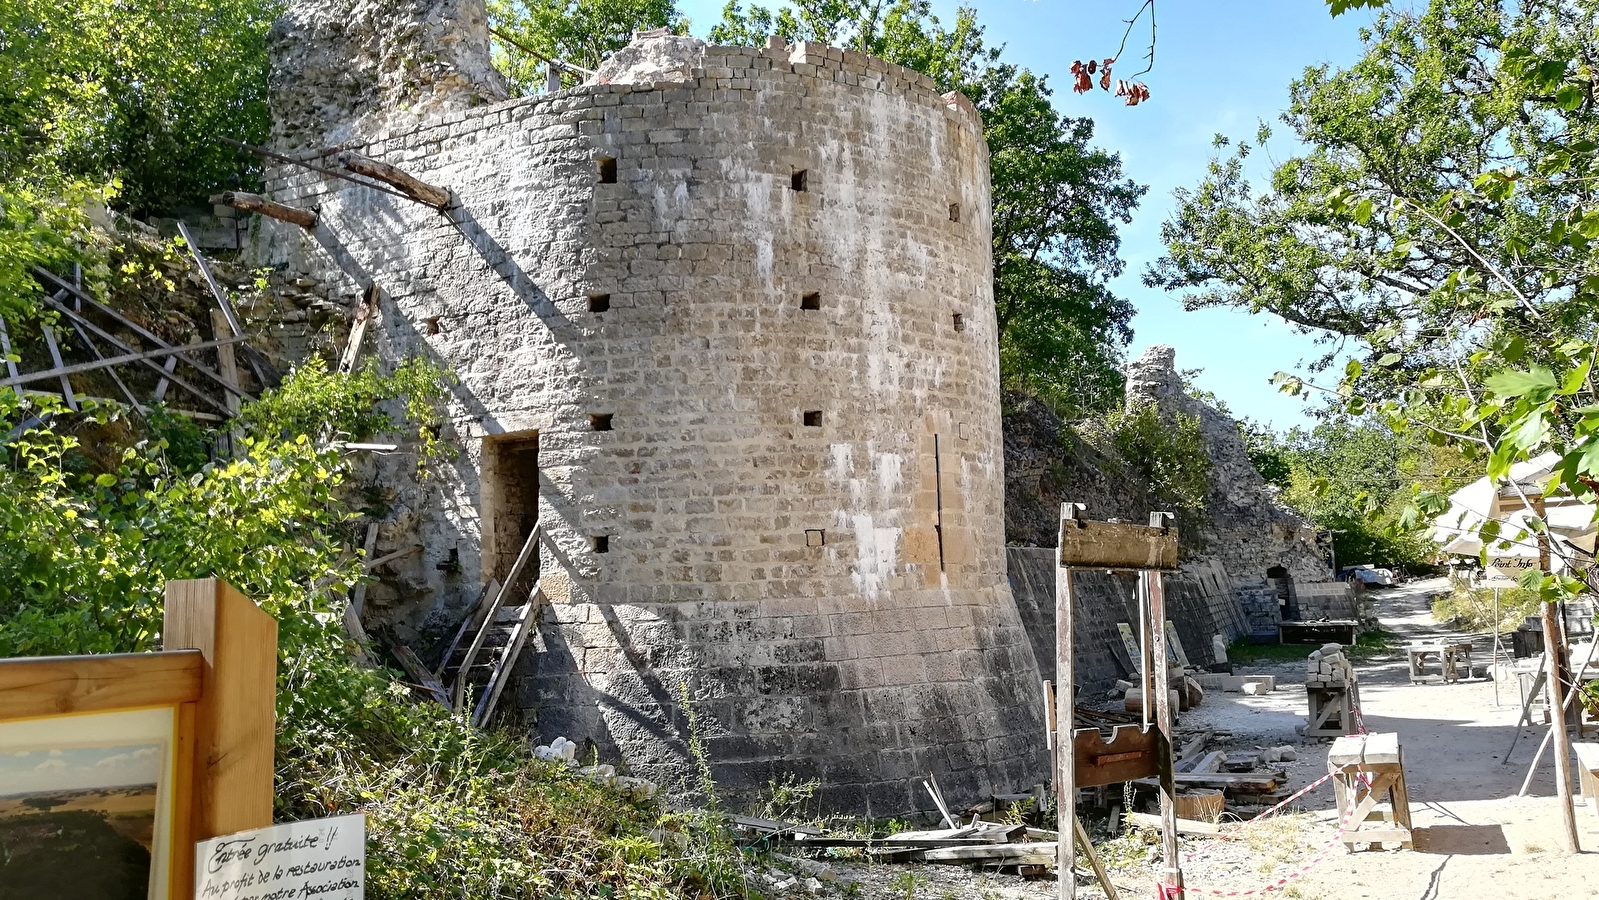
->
[1, 0, 281, 216]
[488, 0, 686, 93]
[1149, 0, 1599, 599]
[713, 0, 1144, 415]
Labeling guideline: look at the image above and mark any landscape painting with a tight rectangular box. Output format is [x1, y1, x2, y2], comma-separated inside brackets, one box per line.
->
[0, 741, 164, 900]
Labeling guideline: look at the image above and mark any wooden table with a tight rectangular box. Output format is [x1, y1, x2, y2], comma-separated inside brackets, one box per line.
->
[1328, 732, 1413, 850]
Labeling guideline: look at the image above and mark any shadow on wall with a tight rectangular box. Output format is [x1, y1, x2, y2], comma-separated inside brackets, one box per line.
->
[1006, 548, 1247, 692]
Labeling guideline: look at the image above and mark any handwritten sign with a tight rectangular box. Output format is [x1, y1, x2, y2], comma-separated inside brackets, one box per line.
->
[195, 814, 364, 900]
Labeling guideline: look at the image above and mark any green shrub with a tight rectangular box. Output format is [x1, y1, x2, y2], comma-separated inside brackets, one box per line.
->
[0, 358, 753, 899]
[1078, 402, 1212, 513]
[1432, 580, 1540, 634]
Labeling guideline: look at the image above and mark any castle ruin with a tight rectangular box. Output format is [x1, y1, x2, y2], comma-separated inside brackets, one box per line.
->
[254, 0, 1044, 812]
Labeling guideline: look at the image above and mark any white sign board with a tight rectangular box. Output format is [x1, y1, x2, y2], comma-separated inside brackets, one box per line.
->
[1486, 555, 1538, 586]
[195, 814, 364, 900]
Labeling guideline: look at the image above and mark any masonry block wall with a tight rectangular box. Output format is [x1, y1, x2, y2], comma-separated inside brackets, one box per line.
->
[1006, 549, 1245, 692]
[253, 22, 1046, 815]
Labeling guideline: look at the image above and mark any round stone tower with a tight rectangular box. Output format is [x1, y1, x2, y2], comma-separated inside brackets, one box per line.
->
[258, 14, 1045, 813]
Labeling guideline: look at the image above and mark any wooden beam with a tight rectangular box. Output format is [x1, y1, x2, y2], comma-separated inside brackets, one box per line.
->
[338, 284, 378, 374]
[0, 314, 19, 380]
[0, 650, 203, 719]
[39, 321, 78, 411]
[1055, 503, 1076, 900]
[337, 153, 451, 209]
[163, 579, 278, 843]
[1146, 556, 1186, 898]
[0, 334, 249, 390]
[1058, 505, 1179, 570]
[34, 269, 255, 402]
[211, 191, 318, 230]
[180, 220, 275, 388]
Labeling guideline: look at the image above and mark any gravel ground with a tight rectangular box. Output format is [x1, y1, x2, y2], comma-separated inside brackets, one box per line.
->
[765, 578, 1599, 899]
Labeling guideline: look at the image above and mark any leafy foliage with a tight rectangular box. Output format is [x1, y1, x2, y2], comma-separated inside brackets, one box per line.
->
[240, 355, 450, 462]
[488, 0, 686, 92]
[1152, 0, 1599, 601]
[1081, 402, 1212, 514]
[1, 0, 280, 215]
[711, 0, 1144, 416]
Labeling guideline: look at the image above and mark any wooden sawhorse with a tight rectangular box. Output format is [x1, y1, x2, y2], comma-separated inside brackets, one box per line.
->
[1408, 641, 1473, 683]
[1328, 732, 1413, 850]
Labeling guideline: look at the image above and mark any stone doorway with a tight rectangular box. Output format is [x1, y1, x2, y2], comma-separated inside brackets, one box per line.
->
[483, 432, 540, 594]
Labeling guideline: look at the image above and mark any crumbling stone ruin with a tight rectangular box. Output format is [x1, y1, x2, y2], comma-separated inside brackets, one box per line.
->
[250, 0, 1043, 813]
[1004, 346, 1331, 691]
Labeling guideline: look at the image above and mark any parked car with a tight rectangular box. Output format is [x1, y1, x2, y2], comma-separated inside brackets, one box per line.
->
[1338, 565, 1395, 587]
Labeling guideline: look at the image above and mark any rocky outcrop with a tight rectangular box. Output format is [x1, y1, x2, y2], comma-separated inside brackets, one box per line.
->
[1124, 345, 1327, 585]
[268, 0, 508, 150]
[589, 29, 706, 84]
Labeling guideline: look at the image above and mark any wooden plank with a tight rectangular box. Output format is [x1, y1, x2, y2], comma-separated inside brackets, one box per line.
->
[363, 543, 421, 573]
[338, 284, 378, 375]
[1058, 506, 1178, 570]
[171, 699, 197, 900]
[0, 314, 19, 380]
[379, 630, 451, 707]
[1074, 815, 1121, 900]
[39, 321, 78, 411]
[1073, 724, 1160, 787]
[0, 650, 203, 720]
[180, 221, 274, 388]
[924, 842, 1058, 864]
[163, 579, 278, 842]
[1146, 561, 1185, 897]
[337, 153, 452, 209]
[1127, 811, 1221, 836]
[154, 355, 178, 402]
[0, 334, 250, 391]
[1055, 503, 1077, 900]
[1134, 772, 1279, 791]
[211, 191, 317, 229]
[349, 522, 379, 620]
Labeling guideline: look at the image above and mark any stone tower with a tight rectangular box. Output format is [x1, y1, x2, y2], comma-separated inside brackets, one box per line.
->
[256, 2, 1045, 813]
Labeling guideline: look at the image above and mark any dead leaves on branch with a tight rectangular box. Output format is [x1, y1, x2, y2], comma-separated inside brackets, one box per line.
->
[1070, 58, 1150, 105]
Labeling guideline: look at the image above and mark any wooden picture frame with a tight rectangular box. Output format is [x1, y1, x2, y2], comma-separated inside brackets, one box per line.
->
[0, 579, 277, 900]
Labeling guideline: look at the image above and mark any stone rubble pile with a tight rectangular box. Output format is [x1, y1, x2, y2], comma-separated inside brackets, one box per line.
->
[534, 736, 658, 801]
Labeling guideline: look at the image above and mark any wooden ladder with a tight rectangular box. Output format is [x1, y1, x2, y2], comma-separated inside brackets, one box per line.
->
[435, 522, 543, 726]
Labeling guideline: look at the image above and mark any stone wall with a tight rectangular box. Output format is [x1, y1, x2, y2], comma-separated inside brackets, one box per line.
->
[1124, 345, 1328, 587]
[252, 17, 1046, 815]
[1007, 548, 1244, 692]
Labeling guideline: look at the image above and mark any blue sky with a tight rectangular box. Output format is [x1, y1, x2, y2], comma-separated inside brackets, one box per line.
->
[674, 0, 1387, 429]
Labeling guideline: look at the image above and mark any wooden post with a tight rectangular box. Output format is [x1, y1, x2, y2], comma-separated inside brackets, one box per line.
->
[1055, 503, 1077, 900]
[212, 191, 318, 230]
[211, 310, 242, 411]
[1146, 511, 1184, 897]
[1534, 496, 1581, 853]
[162, 580, 278, 848]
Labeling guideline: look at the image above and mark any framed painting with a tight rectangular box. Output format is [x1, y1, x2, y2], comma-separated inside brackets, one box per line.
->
[0, 706, 183, 899]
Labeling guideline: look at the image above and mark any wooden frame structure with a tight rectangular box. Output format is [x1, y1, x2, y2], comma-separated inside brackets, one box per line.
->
[1328, 732, 1413, 850]
[1055, 503, 1184, 900]
[0, 579, 276, 899]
